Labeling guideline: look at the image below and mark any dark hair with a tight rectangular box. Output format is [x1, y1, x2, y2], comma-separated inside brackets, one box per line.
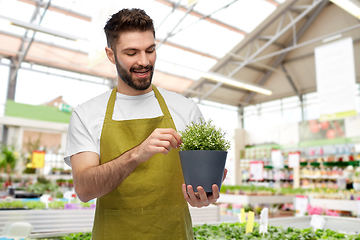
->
[104, 8, 155, 50]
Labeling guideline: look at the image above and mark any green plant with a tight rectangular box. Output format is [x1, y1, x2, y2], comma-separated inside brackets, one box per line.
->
[59, 232, 92, 240]
[0, 145, 19, 184]
[180, 119, 230, 151]
[49, 201, 65, 209]
[0, 200, 24, 209]
[24, 201, 46, 209]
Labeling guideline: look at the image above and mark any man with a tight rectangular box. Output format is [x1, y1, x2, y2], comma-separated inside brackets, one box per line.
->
[64, 8, 226, 240]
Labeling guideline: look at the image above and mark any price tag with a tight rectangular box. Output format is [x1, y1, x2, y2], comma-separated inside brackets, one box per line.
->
[249, 161, 264, 181]
[357, 197, 360, 218]
[259, 208, 269, 234]
[310, 215, 325, 230]
[245, 211, 254, 233]
[288, 152, 300, 168]
[239, 208, 246, 223]
[295, 195, 309, 217]
[40, 194, 52, 208]
[64, 191, 76, 203]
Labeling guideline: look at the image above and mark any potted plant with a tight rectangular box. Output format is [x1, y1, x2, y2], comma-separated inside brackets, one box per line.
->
[179, 119, 230, 194]
[0, 145, 19, 187]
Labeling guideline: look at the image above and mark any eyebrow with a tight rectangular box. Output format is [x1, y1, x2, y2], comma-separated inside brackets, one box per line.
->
[122, 44, 156, 52]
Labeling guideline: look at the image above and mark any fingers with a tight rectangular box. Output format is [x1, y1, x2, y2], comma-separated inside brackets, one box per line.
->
[222, 168, 228, 182]
[154, 128, 182, 150]
[183, 184, 220, 208]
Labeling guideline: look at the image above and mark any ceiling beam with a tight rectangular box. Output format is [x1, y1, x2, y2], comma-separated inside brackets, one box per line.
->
[280, 64, 302, 100]
[228, 0, 323, 78]
[242, 0, 329, 105]
[183, 0, 298, 98]
[155, 0, 247, 35]
[18, 0, 92, 22]
[284, 36, 360, 63]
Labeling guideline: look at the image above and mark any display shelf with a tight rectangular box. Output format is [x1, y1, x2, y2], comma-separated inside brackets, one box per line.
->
[0, 204, 219, 238]
[300, 175, 342, 180]
[218, 194, 294, 205]
[309, 198, 358, 213]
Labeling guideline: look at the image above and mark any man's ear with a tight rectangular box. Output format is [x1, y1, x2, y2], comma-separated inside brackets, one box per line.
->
[105, 47, 116, 64]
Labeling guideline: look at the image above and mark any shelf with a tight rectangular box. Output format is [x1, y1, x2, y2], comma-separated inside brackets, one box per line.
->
[218, 194, 294, 205]
[309, 198, 358, 213]
[300, 176, 343, 180]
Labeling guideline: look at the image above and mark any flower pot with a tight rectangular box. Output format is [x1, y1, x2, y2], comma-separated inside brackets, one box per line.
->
[179, 150, 227, 193]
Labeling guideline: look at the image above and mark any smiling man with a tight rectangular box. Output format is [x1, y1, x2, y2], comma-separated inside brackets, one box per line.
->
[64, 8, 225, 240]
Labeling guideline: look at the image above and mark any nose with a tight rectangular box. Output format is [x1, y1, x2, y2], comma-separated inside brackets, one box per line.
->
[137, 52, 149, 67]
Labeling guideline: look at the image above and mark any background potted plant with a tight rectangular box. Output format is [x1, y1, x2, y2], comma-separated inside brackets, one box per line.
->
[179, 119, 230, 194]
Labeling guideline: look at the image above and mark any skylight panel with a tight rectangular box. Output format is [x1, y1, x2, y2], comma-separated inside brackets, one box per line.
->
[0, 0, 35, 22]
[168, 19, 244, 58]
[156, 44, 217, 80]
[210, 0, 276, 33]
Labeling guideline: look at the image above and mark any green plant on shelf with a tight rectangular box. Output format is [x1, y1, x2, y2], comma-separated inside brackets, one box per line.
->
[49, 201, 65, 209]
[24, 201, 46, 210]
[0, 200, 24, 209]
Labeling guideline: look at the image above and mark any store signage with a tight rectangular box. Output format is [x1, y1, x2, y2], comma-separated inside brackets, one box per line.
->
[288, 152, 300, 168]
[314, 37, 357, 121]
[31, 150, 45, 168]
[271, 149, 283, 169]
[357, 197, 360, 218]
[58, 103, 73, 113]
[249, 161, 264, 181]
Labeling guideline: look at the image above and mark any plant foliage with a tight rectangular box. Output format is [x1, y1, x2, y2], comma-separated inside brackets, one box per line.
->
[34, 222, 360, 240]
[193, 222, 360, 240]
[180, 119, 230, 151]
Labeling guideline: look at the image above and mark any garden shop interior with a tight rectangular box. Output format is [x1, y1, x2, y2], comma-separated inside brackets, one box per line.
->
[1, 0, 360, 239]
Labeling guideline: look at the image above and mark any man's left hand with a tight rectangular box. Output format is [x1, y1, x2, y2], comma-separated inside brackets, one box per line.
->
[182, 168, 227, 208]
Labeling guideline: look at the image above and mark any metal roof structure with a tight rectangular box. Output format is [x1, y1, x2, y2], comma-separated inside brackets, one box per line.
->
[0, 0, 359, 109]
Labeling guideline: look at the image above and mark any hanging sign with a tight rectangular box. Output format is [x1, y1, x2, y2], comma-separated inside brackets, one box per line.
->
[249, 161, 264, 181]
[31, 150, 45, 168]
[288, 152, 300, 168]
[314, 37, 357, 121]
[271, 149, 283, 169]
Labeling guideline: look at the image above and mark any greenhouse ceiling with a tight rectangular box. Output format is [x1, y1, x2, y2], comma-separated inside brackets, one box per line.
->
[0, 0, 359, 108]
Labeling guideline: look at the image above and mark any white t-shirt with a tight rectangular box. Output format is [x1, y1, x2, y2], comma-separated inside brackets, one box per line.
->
[64, 87, 203, 166]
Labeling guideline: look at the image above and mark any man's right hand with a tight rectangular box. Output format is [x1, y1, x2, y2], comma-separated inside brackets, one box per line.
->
[133, 128, 182, 164]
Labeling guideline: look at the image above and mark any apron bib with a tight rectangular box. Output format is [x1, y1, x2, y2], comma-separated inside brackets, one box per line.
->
[91, 85, 194, 240]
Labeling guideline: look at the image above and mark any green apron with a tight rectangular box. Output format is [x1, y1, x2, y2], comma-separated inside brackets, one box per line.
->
[91, 85, 194, 240]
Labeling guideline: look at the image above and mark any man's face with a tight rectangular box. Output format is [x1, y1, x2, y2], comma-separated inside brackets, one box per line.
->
[113, 30, 156, 91]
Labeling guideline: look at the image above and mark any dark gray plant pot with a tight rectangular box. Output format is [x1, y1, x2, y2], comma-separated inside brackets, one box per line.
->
[179, 150, 227, 193]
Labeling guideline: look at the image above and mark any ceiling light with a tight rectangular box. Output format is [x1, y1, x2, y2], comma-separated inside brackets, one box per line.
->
[330, 0, 360, 19]
[202, 72, 273, 95]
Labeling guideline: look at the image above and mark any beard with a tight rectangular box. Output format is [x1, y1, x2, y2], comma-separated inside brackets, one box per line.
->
[114, 53, 154, 91]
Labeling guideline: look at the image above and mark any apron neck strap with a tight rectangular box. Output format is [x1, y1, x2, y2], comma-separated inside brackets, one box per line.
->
[152, 85, 171, 118]
[104, 85, 171, 121]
